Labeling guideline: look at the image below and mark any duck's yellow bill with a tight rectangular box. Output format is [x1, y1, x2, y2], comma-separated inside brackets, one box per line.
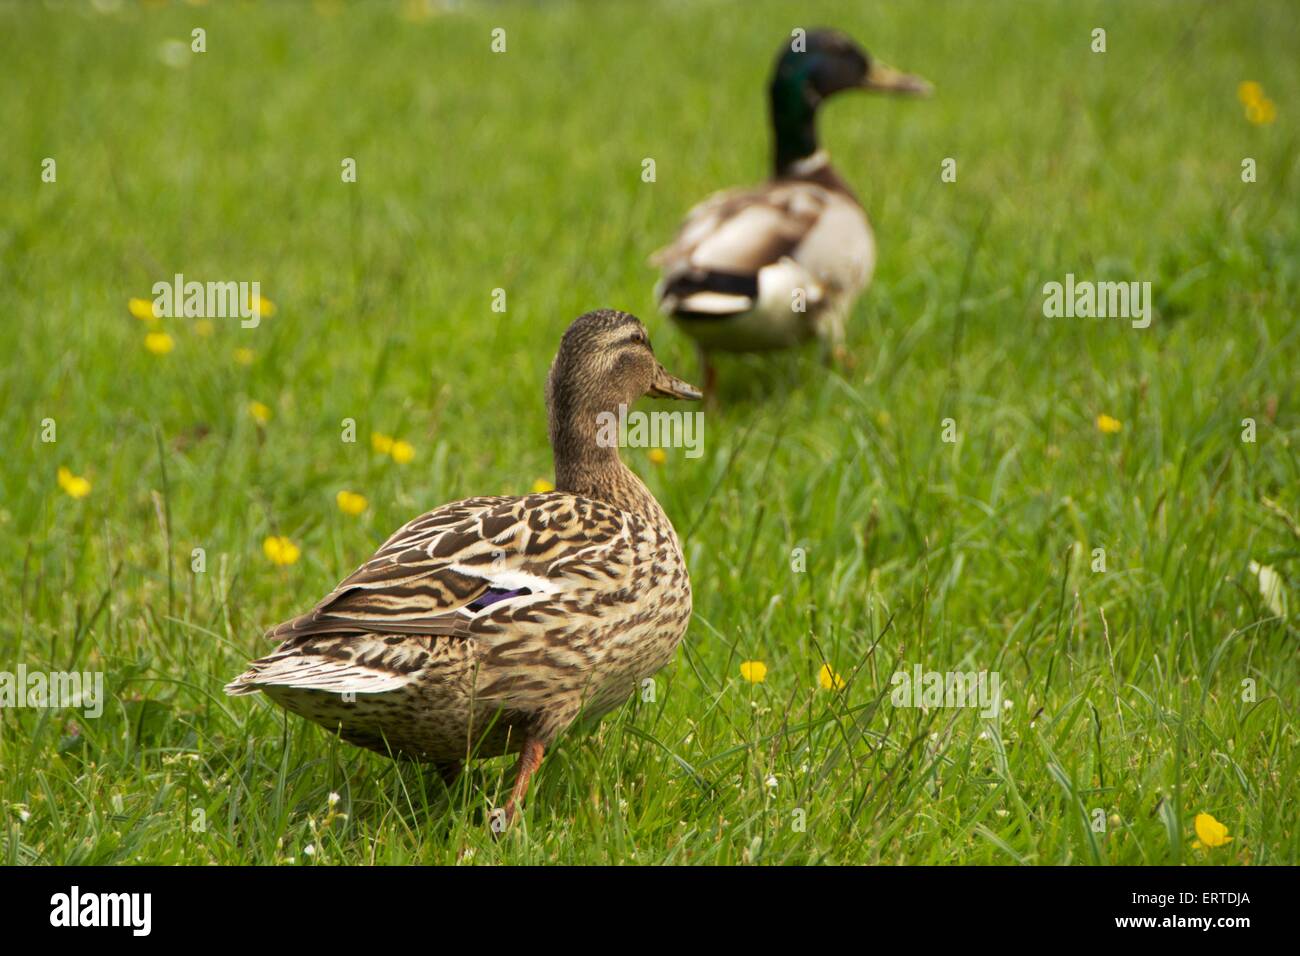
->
[862, 61, 932, 96]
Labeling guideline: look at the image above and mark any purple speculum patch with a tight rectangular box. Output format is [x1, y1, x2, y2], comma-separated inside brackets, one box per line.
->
[468, 587, 530, 612]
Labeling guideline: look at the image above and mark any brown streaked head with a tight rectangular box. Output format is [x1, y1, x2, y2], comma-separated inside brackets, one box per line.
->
[547, 310, 701, 427]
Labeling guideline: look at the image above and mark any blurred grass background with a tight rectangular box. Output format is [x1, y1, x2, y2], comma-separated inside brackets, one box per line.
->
[0, 0, 1297, 864]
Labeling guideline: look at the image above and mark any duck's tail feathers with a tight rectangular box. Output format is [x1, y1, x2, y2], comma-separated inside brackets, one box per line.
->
[224, 652, 413, 697]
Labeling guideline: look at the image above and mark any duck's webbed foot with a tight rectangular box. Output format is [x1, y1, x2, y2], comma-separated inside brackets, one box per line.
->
[828, 343, 856, 369]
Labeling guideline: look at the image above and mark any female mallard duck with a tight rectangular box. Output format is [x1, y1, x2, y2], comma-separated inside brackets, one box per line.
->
[652, 29, 930, 394]
[226, 310, 701, 824]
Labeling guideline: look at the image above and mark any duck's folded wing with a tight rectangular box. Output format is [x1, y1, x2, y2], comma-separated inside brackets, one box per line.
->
[261, 493, 633, 643]
[653, 183, 830, 317]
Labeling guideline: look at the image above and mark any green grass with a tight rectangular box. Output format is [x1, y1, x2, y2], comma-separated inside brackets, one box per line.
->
[1, 0, 1297, 865]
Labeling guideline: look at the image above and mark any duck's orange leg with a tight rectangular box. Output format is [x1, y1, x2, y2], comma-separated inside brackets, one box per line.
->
[700, 349, 718, 405]
[503, 737, 545, 825]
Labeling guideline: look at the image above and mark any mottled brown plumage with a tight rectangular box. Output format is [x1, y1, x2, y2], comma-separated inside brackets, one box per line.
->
[226, 310, 701, 824]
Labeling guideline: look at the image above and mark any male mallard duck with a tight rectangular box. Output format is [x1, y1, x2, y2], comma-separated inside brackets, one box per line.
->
[226, 310, 701, 825]
[652, 29, 930, 395]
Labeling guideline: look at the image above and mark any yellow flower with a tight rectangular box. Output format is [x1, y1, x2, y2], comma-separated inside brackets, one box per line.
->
[371, 432, 414, 463]
[399, 0, 434, 22]
[531, 478, 555, 493]
[648, 448, 667, 466]
[389, 439, 415, 464]
[1237, 81, 1264, 106]
[233, 347, 256, 366]
[1096, 413, 1122, 434]
[248, 401, 272, 425]
[128, 297, 159, 322]
[818, 663, 846, 691]
[262, 535, 300, 566]
[1193, 812, 1233, 849]
[1246, 97, 1277, 125]
[336, 490, 368, 516]
[57, 466, 91, 499]
[739, 661, 767, 683]
[144, 331, 175, 355]
[194, 319, 215, 337]
[249, 294, 277, 318]
[1238, 81, 1277, 124]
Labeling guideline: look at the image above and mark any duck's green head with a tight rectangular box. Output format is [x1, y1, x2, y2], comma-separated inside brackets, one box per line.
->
[770, 29, 931, 173]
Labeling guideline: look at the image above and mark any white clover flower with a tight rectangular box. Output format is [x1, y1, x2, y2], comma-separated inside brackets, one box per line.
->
[157, 39, 189, 69]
